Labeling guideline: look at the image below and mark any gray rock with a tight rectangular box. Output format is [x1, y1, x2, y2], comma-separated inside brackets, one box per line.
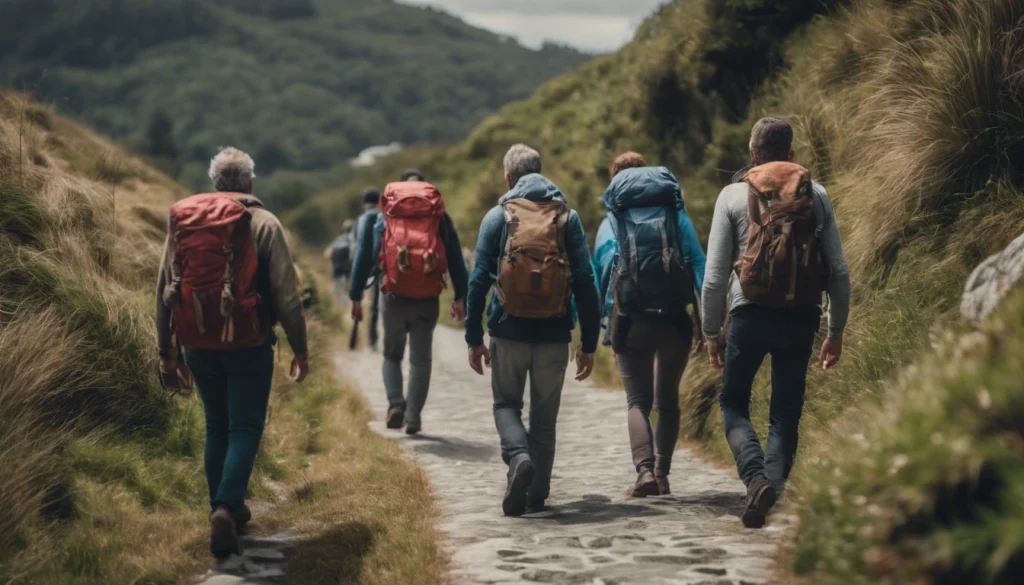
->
[196, 576, 247, 585]
[243, 548, 286, 562]
[962, 231, 1024, 322]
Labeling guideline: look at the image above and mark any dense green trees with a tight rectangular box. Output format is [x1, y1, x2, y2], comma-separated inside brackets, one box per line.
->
[0, 0, 587, 176]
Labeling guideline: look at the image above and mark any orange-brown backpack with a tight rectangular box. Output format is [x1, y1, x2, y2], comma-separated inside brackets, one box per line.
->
[495, 198, 572, 319]
[735, 162, 826, 308]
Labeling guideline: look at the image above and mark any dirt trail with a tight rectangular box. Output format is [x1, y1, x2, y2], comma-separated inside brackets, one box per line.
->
[341, 326, 786, 585]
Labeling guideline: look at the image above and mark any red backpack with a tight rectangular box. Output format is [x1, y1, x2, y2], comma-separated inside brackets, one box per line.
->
[165, 193, 265, 350]
[378, 182, 448, 299]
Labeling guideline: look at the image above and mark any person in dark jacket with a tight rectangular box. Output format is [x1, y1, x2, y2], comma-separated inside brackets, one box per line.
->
[466, 144, 601, 517]
[351, 188, 382, 349]
[349, 174, 469, 435]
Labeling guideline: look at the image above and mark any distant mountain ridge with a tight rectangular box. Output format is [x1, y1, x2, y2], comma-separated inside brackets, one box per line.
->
[0, 0, 588, 173]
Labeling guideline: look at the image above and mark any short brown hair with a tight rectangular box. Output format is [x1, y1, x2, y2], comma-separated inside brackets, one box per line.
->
[610, 152, 647, 179]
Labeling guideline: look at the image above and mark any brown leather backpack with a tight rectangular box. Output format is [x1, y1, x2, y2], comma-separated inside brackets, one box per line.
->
[495, 198, 572, 319]
[736, 162, 826, 308]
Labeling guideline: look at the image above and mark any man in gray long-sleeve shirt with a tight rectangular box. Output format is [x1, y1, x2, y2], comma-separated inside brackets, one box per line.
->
[701, 118, 851, 529]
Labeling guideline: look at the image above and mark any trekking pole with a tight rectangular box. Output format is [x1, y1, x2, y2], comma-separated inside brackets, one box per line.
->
[349, 319, 360, 350]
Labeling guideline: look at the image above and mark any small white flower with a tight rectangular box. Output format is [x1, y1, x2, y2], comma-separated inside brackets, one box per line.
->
[854, 495, 868, 506]
[890, 454, 909, 475]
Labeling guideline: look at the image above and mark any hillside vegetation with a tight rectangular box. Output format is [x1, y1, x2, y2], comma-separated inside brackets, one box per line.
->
[0, 93, 447, 585]
[0, 0, 586, 179]
[307, 0, 1024, 582]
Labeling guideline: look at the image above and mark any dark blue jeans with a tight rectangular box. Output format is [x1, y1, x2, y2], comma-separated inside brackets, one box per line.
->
[719, 304, 819, 494]
[184, 343, 275, 513]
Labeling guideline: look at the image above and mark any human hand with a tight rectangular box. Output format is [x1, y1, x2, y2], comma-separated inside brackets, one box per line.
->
[707, 337, 725, 370]
[451, 299, 467, 323]
[691, 311, 706, 355]
[160, 358, 193, 394]
[819, 336, 843, 370]
[468, 345, 491, 376]
[574, 347, 595, 381]
[351, 302, 364, 323]
[290, 355, 310, 382]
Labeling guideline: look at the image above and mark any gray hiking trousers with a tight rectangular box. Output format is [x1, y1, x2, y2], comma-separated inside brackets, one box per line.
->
[615, 319, 692, 477]
[381, 294, 440, 427]
[491, 338, 570, 503]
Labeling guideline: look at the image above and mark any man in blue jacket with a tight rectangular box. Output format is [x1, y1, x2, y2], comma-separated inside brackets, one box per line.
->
[350, 173, 469, 435]
[592, 152, 707, 498]
[466, 144, 602, 517]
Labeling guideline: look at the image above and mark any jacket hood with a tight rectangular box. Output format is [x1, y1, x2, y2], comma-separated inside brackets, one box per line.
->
[499, 173, 567, 205]
[601, 166, 683, 211]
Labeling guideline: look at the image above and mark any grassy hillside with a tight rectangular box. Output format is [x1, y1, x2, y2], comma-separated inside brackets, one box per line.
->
[304, 0, 1024, 582]
[0, 0, 586, 179]
[0, 92, 447, 585]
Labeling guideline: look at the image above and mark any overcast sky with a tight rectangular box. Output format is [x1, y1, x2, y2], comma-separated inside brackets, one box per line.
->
[399, 0, 669, 53]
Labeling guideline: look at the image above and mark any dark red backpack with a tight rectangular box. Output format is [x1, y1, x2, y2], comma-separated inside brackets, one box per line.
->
[378, 181, 448, 299]
[165, 193, 265, 350]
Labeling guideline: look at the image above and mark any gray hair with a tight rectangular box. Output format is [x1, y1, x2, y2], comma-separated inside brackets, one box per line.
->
[209, 147, 256, 193]
[749, 117, 794, 164]
[503, 144, 542, 188]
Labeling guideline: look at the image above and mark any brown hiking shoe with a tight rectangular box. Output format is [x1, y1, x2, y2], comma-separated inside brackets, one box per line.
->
[209, 506, 240, 559]
[741, 473, 778, 529]
[655, 474, 671, 496]
[630, 469, 659, 498]
[386, 405, 405, 429]
[234, 503, 252, 535]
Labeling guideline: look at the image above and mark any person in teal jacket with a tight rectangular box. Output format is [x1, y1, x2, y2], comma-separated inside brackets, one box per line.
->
[591, 152, 707, 498]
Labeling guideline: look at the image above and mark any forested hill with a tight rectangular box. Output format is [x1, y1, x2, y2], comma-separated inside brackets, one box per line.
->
[0, 0, 588, 174]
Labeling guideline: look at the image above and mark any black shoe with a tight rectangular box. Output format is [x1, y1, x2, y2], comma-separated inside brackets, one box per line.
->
[526, 497, 546, 513]
[405, 423, 421, 435]
[386, 405, 405, 430]
[503, 458, 535, 517]
[741, 474, 778, 529]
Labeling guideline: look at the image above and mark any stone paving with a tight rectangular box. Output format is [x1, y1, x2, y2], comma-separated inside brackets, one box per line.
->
[342, 326, 787, 585]
[195, 533, 296, 585]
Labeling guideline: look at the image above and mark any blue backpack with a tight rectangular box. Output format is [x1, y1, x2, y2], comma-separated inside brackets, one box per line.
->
[603, 167, 695, 321]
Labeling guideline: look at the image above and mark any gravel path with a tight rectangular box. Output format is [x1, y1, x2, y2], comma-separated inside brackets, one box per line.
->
[341, 326, 786, 585]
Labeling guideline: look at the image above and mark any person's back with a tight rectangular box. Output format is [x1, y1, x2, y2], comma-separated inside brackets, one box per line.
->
[348, 173, 469, 435]
[701, 118, 850, 529]
[156, 147, 308, 559]
[466, 144, 601, 517]
[592, 153, 707, 499]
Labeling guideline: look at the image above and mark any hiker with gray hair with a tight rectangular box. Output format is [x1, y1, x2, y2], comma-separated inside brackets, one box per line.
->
[156, 146, 309, 558]
[466, 144, 601, 516]
[701, 117, 851, 529]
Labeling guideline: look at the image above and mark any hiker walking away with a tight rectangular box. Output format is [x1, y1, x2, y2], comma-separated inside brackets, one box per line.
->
[325, 219, 356, 308]
[592, 152, 707, 498]
[349, 171, 469, 435]
[466, 144, 601, 517]
[351, 188, 383, 349]
[701, 118, 851, 528]
[156, 147, 309, 558]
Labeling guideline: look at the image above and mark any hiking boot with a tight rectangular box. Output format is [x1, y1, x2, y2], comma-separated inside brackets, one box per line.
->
[503, 457, 535, 517]
[209, 506, 240, 559]
[405, 423, 421, 436]
[234, 503, 252, 535]
[741, 473, 778, 529]
[386, 404, 405, 430]
[655, 474, 671, 496]
[526, 496, 547, 513]
[630, 468, 660, 498]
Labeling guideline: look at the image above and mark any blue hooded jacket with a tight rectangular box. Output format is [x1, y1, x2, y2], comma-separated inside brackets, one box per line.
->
[592, 167, 707, 317]
[465, 174, 601, 353]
